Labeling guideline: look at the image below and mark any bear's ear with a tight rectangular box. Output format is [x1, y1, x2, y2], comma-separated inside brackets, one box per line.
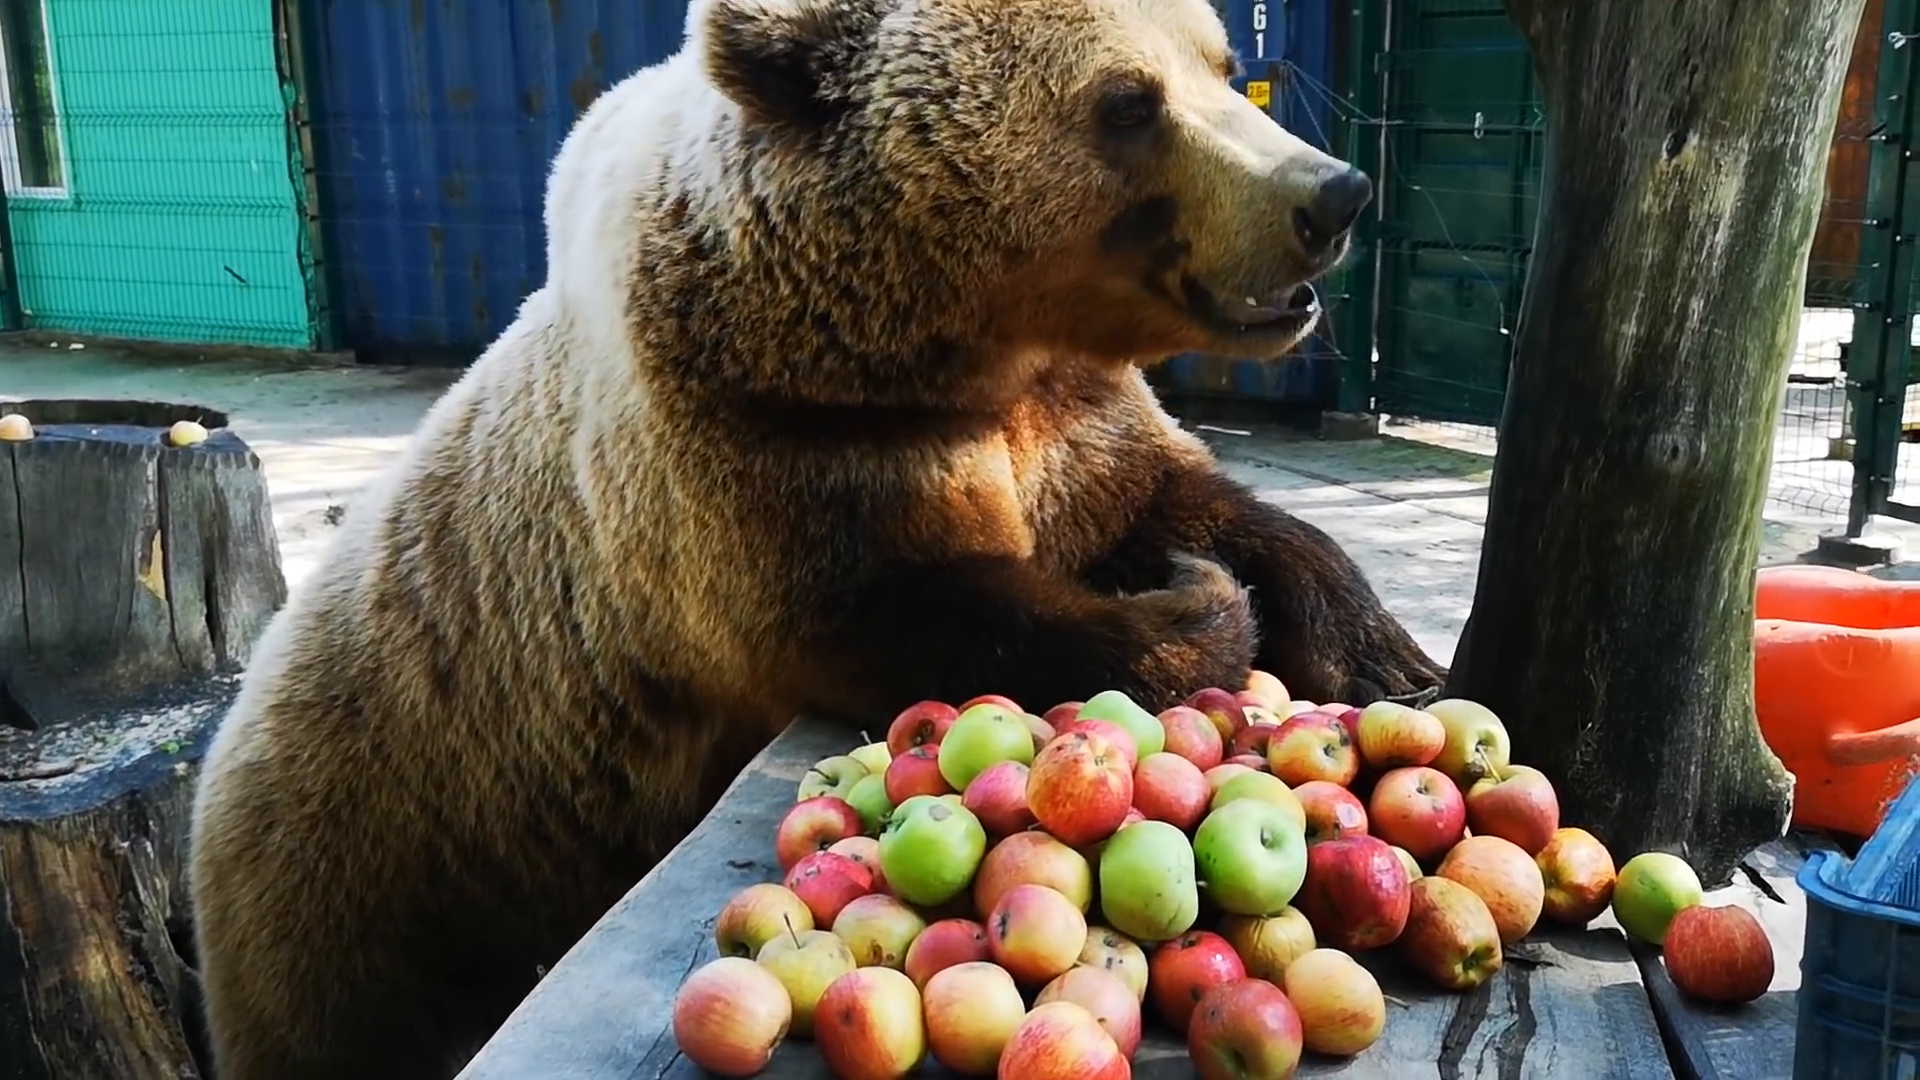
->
[702, 0, 866, 129]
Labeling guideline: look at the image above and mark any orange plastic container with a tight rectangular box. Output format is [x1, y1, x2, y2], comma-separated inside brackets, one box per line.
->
[1752, 566, 1920, 839]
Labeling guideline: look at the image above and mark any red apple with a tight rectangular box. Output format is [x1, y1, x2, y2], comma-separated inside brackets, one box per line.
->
[1147, 930, 1247, 1035]
[1368, 765, 1467, 863]
[672, 957, 792, 1076]
[887, 701, 959, 756]
[1204, 762, 1256, 793]
[963, 760, 1038, 838]
[1663, 904, 1775, 1005]
[1328, 705, 1364, 744]
[1437, 835, 1545, 945]
[714, 882, 816, 959]
[1536, 826, 1618, 926]
[902, 917, 991, 989]
[1354, 700, 1448, 770]
[784, 851, 874, 927]
[777, 796, 868, 873]
[972, 830, 1093, 915]
[814, 967, 927, 1079]
[828, 835, 890, 894]
[1295, 834, 1411, 950]
[1238, 691, 1278, 719]
[1465, 764, 1561, 856]
[832, 893, 929, 970]
[1187, 977, 1303, 1080]
[1035, 966, 1143, 1058]
[1282, 947, 1386, 1057]
[1295, 780, 1370, 843]
[1159, 704, 1226, 770]
[1078, 925, 1151, 1001]
[996, 1001, 1129, 1080]
[1229, 721, 1283, 760]
[884, 745, 954, 804]
[1052, 718, 1140, 770]
[1132, 751, 1211, 831]
[960, 693, 1023, 714]
[922, 961, 1027, 1075]
[986, 883, 1087, 986]
[1401, 875, 1504, 991]
[1244, 670, 1290, 710]
[1226, 753, 1269, 771]
[1026, 730, 1133, 848]
[1042, 701, 1084, 729]
[1267, 710, 1361, 787]
[1021, 713, 1057, 753]
[1185, 687, 1248, 743]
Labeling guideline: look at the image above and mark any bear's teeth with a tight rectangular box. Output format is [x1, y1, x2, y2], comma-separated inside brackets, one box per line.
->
[1244, 297, 1259, 307]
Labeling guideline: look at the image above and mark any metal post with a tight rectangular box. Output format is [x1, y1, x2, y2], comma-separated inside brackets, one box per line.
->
[1848, 0, 1920, 536]
[1335, 0, 1387, 416]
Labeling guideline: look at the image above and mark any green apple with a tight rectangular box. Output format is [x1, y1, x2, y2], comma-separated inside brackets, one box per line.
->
[878, 794, 988, 907]
[1193, 798, 1310, 916]
[798, 755, 870, 802]
[1078, 690, 1166, 758]
[1611, 851, 1704, 946]
[937, 704, 1037, 792]
[1208, 771, 1307, 834]
[1427, 698, 1513, 786]
[850, 741, 893, 776]
[846, 773, 895, 835]
[1097, 820, 1199, 943]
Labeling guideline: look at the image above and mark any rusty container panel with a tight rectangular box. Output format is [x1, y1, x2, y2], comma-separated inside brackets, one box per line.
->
[1805, 0, 1883, 310]
[298, 0, 691, 360]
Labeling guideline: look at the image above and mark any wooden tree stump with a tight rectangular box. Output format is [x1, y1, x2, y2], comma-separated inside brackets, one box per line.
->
[0, 398, 287, 1080]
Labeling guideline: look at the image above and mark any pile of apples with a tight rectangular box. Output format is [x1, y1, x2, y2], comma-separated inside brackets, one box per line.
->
[671, 675, 1776, 1079]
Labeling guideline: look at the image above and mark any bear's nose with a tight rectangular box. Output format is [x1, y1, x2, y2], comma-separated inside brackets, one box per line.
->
[1294, 167, 1374, 256]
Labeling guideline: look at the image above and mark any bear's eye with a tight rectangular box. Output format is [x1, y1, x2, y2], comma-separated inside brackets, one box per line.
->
[1099, 86, 1164, 133]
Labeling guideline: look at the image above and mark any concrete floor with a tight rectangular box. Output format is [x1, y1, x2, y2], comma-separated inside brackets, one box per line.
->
[0, 338, 1901, 667]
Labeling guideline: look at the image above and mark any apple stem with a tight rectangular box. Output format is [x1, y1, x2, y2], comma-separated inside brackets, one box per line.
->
[858, 730, 871, 747]
[783, 913, 801, 949]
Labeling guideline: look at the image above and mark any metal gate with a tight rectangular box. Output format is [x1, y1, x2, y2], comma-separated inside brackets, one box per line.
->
[1848, 0, 1920, 533]
[1343, 0, 1544, 426]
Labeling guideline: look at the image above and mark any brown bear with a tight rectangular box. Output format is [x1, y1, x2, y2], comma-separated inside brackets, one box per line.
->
[186, 0, 1444, 1075]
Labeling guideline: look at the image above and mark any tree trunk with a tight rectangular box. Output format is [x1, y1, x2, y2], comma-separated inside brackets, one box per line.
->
[1446, 0, 1868, 884]
[0, 399, 286, 1079]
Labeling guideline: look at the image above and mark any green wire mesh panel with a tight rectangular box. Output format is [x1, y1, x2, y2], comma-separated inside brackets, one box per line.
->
[0, 0, 316, 348]
[1370, 0, 1541, 428]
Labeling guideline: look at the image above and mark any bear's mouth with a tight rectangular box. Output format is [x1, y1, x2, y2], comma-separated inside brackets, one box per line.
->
[1180, 278, 1322, 339]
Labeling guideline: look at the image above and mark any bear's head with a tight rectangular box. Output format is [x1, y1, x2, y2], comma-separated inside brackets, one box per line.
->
[671, 0, 1368, 407]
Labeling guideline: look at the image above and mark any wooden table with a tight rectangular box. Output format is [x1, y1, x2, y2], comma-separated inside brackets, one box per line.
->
[456, 717, 1824, 1080]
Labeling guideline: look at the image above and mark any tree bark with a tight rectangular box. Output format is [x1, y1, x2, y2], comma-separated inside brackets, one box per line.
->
[0, 399, 286, 1079]
[1447, 0, 1868, 884]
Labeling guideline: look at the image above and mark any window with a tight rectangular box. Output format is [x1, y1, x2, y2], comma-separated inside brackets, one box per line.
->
[0, 0, 62, 194]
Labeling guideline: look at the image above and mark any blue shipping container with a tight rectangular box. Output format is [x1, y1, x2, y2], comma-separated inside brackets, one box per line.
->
[1160, 0, 1344, 408]
[296, 0, 691, 359]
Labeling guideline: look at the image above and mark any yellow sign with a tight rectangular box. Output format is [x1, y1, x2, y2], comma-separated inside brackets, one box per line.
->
[1246, 80, 1272, 109]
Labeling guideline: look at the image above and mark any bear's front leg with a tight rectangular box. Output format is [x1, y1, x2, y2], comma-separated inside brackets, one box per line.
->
[1102, 462, 1448, 706]
[792, 552, 1258, 718]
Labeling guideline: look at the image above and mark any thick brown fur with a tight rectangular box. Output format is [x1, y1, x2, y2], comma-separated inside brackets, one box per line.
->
[187, 0, 1443, 1076]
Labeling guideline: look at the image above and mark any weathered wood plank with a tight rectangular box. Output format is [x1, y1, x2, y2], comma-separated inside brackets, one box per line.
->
[1633, 833, 1830, 1080]
[459, 716, 1676, 1080]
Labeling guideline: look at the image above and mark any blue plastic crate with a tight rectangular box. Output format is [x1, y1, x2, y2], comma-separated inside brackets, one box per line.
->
[1793, 771, 1920, 1079]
